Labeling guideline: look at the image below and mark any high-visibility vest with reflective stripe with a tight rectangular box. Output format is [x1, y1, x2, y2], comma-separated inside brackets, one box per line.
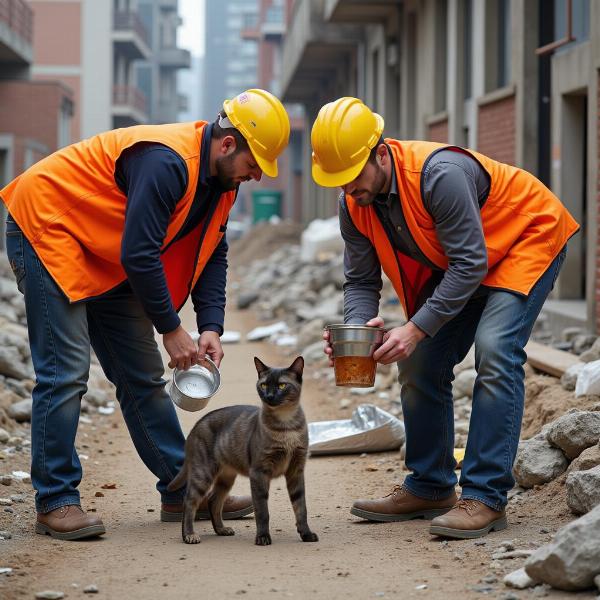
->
[1, 121, 236, 310]
[346, 139, 579, 319]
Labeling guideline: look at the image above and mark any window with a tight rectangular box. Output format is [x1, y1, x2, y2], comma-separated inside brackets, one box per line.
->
[554, 0, 590, 49]
[463, 0, 472, 100]
[434, 0, 448, 112]
[497, 0, 511, 87]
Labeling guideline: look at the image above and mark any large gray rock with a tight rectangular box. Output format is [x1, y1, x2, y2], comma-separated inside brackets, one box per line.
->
[580, 337, 600, 363]
[567, 442, 600, 474]
[513, 437, 568, 488]
[7, 398, 32, 422]
[525, 503, 600, 590]
[572, 334, 597, 355]
[452, 369, 477, 399]
[566, 465, 600, 515]
[547, 411, 600, 459]
[0, 346, 30, 380]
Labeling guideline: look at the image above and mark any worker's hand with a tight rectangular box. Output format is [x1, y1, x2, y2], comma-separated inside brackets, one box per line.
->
[163, 326, 199, 370]
[372, 321, 426, 364]
[322, 328, 334, 367]
[197, 330, 224, 368]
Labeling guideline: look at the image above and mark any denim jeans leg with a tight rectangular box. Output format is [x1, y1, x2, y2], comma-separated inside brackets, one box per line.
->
[460, 249, 567, 510]
[6, 219, 90, 513]
[400, 294, 486, 500]
[86, 291, 186, 504]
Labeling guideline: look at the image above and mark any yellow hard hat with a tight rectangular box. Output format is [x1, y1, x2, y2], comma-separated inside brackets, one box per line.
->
[223, 89, 290, 178]
[311, 97, 384, 187]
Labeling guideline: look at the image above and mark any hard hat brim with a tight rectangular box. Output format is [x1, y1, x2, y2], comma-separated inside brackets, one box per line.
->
[311, 155, 367, 188]
[250, 145, 278, 178]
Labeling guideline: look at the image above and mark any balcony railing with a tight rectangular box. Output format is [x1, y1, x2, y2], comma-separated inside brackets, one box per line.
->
[113, 11, 150, 49]
[113, 85, 147, 114]
[0, 0, 33, 44]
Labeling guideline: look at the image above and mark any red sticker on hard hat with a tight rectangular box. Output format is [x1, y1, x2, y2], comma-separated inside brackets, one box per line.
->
[238, 93, 249, 104]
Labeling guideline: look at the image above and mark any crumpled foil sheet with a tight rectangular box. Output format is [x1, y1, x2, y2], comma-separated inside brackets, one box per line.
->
[308, 404, 405, 456]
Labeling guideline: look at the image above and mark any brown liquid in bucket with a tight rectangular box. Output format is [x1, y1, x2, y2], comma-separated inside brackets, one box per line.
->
[334, 355, 377, 387]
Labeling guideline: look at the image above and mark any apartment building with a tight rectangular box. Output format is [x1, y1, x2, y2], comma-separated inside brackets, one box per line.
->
[136, 0, 190, 124]
[0, 0, 73, 246]
[280, 0, 600, 332]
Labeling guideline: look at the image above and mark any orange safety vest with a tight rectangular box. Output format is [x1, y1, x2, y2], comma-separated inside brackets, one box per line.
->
[1, 121, 236, 311]
[346, 139, 580, 319]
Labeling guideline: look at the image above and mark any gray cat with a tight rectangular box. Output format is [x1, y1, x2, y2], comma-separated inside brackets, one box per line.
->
[167, 355, 319, 546]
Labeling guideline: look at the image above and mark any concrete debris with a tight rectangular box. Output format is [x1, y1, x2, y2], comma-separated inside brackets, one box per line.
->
[566, 464, 600, 514]
[546, 411, 600, 459]
[7, 398, 32, 422]
[560, 362, 586, 391]
[503, 567, 538, 589]
[513, 436, 568, 488]
[525, 503, 600, 590]
[246, 321, 288, 341]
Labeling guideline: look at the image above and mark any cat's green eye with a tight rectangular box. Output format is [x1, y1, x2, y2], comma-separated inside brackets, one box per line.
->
[278, 383, 286, 390]
[260, 383, 267, 390]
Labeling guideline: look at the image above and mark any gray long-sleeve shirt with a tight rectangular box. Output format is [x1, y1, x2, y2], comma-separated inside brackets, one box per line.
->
[340, 147, 491, 337]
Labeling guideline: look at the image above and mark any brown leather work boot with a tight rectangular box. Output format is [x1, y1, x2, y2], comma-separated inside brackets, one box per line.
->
[36, 505, 106, 540]
[429, 498, 507, 539]
[160, 494, 253, 522]
[351, 485, 457, 522]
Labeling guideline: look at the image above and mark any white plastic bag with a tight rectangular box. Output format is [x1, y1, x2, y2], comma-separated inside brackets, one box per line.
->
[575, 360, 600, 397]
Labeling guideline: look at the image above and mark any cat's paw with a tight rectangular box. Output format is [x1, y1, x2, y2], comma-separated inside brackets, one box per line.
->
[301, 531, 319, 542]
[183, 533, 202, 544]
[255, 533, 272, 546]
[216, 526, 235, 536]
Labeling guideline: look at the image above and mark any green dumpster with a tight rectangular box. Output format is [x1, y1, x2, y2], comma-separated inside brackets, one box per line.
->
[252, 190, 282, 223]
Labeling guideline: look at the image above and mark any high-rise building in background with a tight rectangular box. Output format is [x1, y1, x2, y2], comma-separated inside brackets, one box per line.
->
[203, 0, 259, 118]
[136, 0, 191, 124]
[178, 53, 204, 121]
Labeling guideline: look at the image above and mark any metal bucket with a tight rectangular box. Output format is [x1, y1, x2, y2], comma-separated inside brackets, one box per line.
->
[326, 324, 384, 387]
[170, 357, 221, 412]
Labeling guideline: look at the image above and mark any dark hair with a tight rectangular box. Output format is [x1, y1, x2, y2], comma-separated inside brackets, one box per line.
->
[213, 109, 250, 154]
[367, 136, 386, 164]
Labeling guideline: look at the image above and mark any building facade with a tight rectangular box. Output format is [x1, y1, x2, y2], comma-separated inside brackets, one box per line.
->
[136, 0, 190, 124]
[203, 0, 259, 118]
[0, 0, 73, 247]
[280, 0, 600, 332]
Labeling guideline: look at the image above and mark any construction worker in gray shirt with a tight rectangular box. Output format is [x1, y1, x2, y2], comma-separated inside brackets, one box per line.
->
[312, 97, 578, 539]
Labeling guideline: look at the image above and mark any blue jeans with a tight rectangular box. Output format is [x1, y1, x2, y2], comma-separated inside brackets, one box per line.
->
[399, 248, 566, 511]
[5, 217, 186, 513]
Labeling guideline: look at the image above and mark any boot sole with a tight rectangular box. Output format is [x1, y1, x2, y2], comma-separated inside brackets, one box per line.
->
[160, 505, 254, 523]
[35, 522, 106, 540]
[429, 515, 508, 539]
[350, 506, 453, 522]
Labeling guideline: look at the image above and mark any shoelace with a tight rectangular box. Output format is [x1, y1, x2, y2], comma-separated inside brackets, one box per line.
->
[384, 484, 406, 498]
[454, 498, 480, 515]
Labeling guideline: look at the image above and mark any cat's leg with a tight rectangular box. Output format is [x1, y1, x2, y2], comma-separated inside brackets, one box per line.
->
[209, 474, 236, 536]
[249, 468, 272, 546]
[182, 468, 213, 544]
[286, 455, 318, 543]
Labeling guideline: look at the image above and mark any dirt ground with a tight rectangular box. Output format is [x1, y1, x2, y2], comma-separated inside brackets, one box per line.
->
[0, 305, 597, 600]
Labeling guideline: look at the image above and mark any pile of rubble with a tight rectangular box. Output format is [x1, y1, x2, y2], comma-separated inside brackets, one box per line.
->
[0, 253, 116, 456]
[231, 220, 600, 595]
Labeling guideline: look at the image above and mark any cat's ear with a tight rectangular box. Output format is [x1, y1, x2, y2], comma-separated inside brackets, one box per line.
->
[288, 356, 304, 380]
[254, 356, 269, 376]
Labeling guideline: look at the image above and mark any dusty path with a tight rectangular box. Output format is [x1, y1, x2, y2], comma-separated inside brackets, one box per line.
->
[0, 305, 594, 600]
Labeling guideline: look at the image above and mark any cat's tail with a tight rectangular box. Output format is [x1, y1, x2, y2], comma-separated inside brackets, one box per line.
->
[167, 463, 187, 492]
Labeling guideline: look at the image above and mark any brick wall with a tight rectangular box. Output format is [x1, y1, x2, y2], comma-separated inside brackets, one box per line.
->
[0, 80, 73, 176]
[428, 119, 448, 143]
[477, 93, 516, 165]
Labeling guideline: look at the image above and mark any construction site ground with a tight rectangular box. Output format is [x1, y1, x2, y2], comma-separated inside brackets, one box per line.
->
[0, 303, 596, 600]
